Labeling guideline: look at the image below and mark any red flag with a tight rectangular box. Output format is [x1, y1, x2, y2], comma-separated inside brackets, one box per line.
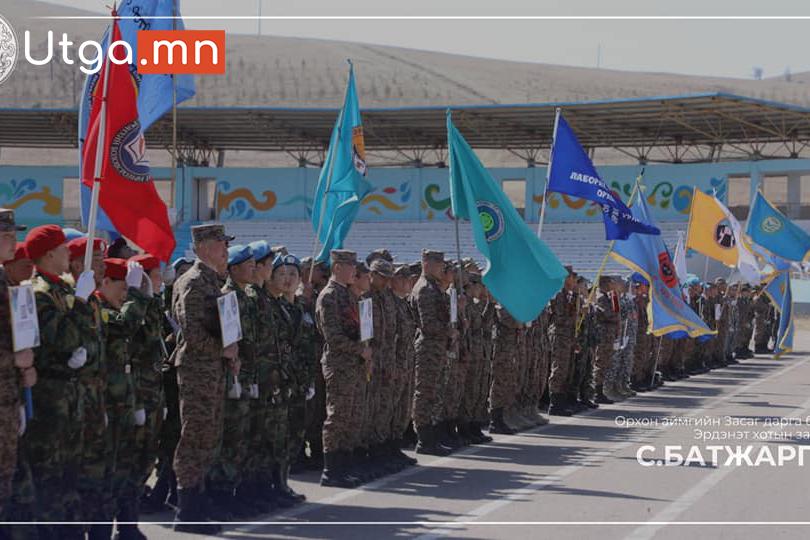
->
[81, 16, 176, 262]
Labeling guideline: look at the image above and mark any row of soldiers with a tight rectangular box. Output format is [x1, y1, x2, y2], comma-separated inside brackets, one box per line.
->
[0, 207, 784, 537]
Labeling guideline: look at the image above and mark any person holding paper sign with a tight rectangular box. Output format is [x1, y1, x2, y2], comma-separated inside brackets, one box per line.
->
[0, 209, 34, 525]
[316, 250, 372, 489]
[171, 224, 237, 534]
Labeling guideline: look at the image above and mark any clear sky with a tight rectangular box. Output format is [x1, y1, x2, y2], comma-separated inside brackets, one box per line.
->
[39, 0, 810, 79]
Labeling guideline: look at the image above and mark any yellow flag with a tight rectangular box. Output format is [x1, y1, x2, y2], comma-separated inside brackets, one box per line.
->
[686, 188, 737, 267]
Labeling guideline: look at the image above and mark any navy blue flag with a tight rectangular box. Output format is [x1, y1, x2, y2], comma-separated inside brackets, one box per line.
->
[547, 114, 660, 240]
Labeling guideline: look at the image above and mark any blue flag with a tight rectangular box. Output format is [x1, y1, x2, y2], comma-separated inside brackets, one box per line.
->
[746, 191, 810, 262]
[79, 0, 196, 233]
[448, 113, 566, 323]
[762, 270, 794, 358]
[611, 186, 714, 338]
[548, 114, 660, 240]
[311, 64, 372, 262]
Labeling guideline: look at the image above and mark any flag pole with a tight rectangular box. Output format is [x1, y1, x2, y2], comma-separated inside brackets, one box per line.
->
[171, 0, 178, 220]
[83, 10, 115, 273]
[649, 336, 663, 389]
[575, 173, 643, 335]
[537, 107, 560, 239]
[309, 60, 351, 284]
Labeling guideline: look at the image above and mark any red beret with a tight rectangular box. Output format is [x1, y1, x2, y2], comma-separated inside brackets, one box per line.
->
[24, 225, 66, 260]
[67, 237, 107, 261]
[11, 242, 29, 263]
[130, 254, 159, 272]
[103, 258, 128, 281]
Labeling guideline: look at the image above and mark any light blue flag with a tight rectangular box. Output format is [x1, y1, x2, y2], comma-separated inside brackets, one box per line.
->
[762, 270, 794, 358]
[746, 191, 810, 262]
[311, 64, 372, 262]
[78, 0, 196, 233]
[448, 112, 566, 323]
[611, 186, 715, 339]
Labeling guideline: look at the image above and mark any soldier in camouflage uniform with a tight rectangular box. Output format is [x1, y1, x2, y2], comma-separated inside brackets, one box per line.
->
[489, 301, 522, 432]
[735, 284, 755, 359]
[317, 250, 372, 488]
[702, 283, 722, 367]
[594, 276, 620, 403]
[753, 287, 772, 354]
[411, 250, 455, 454]
[172, 224, 238, 534]
[459, 272, 494, 442]
[95, 258, 151, 539]
[547, 266, 578, 417]
[0, 210, 35, 529]
[25, 225, 97, 538]
[612, 279, 640, 397]
[574, 284, 599, 410]
[713, 278, 730, 367]
[724, 283, 740, 364]
[391, 265, 420, 447]
[206, 245, 257, 519]
[631, 277, 654, 391]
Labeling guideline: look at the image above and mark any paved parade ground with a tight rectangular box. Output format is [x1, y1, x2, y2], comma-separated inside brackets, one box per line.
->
[143, 330, 810, 540]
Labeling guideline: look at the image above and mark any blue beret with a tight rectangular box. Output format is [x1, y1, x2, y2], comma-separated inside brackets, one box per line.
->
[273, 253, 301, 270]
[248, 240, 272, 263]
[228, 244, 254, 267]
[683, 274, 701, 287]
[172, 257, 192, 271]
[62, 228, 86, 242]
[630, 272, 649, 285]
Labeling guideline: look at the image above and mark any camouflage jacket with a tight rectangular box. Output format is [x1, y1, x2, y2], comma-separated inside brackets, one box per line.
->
[246, 284, 281, 392]
[549, 289, 578, 339]
[596, 292, 620, 344]
[223, 277, 258, 378]
[315, 278, 364, 364]
[394, 294, 417, 368]
[294, 295, 319, 392]
[129, 294, 166, 411]
[410, 274, 450, 343]
[0, 269, 18, 407]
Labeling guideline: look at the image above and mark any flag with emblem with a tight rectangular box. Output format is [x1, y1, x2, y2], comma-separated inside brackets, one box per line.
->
[611, 184, 714, 338]
[686, 188, 760, 283]
[81, 15, 176, 262]
[746, 190, 810, 262]
[547, 113, 660, 240]
[761, 269, 794, 357]
[447, 112, 566, 323]
[311, 62, 373, 261]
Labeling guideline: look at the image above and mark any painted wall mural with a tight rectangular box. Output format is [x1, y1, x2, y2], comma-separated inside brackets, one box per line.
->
[3, 160, 810, 229]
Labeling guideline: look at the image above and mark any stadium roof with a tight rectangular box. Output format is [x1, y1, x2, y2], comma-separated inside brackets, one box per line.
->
[3, 92, 810, 164]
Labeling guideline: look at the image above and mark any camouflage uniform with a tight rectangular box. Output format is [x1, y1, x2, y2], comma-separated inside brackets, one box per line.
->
[614, 293, 639, 388]
[366, 284, 397, 447]
[593, 291, 619, 394]
[29, 270, 96, 522]
[0, 267, 20, 514]
[632, 293, 653, 387]
[171, 260, 227, 491]
[295, 294, 321, 460]
[574, 303, 598, 402]
[460, 296, 484, 423]
[547, 289, 578, 401]
[735, 295, 754, 355]
[753, 293, 772, 352]
[393, 292, 417, 440]
[442, 286, 466, 425]
[488, 304, 520, 414]
[298, 289, 326, 464]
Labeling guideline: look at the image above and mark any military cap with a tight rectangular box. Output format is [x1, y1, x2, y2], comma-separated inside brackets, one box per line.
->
[421, 249, 444, 263]
[565, 265, 577, 276]
[0, 208, 25, 233]
[330, 249, 357, 266]
[366, 248, 394, 265]
[714, 277, 727, 285]
[273, 253, 301, 271]
[369, 259, 394, 277]
[248, 240, 273, 263]
[300, 256, 313, 266]
[355, 261, 370, 274]
[227, 244, 254, 267]
[393, 264, 411, 277]
[409, 262, 422, 275]
[463, 259, 481, 273]
[191, 224, 234, 244]
[468, 273, 482, 285]
[741, 284, 752, 291]
[172, 257, 193, 271]
[10, 242, 29, 263]
[130, 253, 160, 272]
[25, 225, 66, 260]
[67, 237, 107, 261]
[272, 245, 289, 256]
[103, 258, 129, 281]
[62, 227, 85, 241]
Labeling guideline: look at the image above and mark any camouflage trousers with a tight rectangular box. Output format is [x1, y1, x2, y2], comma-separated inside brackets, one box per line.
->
[4, 437, 36, 540]
[488, 350, 516, 411]
[443, 350, 467, 421]
[158, 367, 181, 468]
[0, 401, 19, 514]
[461, 349, 487, 422]
[536, 345, 550, 408]
[78, 381, 113, 522]
[548, 333, 575, 396]
[572, 349, 595, 401]
[736, 323, 754, 352]
[412, 338, 447, 431]
[304, 368, 327, 456]
[391, 355, 415, 439]
[370, 350, 397, 444]
[287, 394, 307, 464]
[207, 371, 251, 491]
[592, 340, 616, 389]
[109, 406, 139, 512]
[632, 333, 655, 386]
[612, 339, 637, 386]
[133, 405, 163, 493]
[27, 377, 83, 521]
[322, 358, 362, 454]
[173, 364, 226, 490]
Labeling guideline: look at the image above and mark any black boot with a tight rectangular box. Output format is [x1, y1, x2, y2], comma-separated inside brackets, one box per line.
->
[281, 464, 306, 503]
[174, 487, 223, 534]
[141, 462, 171, 514]
[320, 451, 361, 488]
[488, 408, 516, 434]
[235, 482, 267, 516]
[166, 469, 178, 509]
[471, 422, 493, 443]
[88, 524, 113, 540]
[271, 465, 297, 507]
[116, 499, 147, 540]
[415, 425, 452, 456]
[595, 385, 614, 405]
[548, 395, 573, 417]
[391, 439, 418, 466]
[206, 489, 235, 521]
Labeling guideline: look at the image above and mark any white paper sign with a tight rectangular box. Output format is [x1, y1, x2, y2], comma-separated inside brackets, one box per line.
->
[217, 291, 242, 348]
[9, 285, 40, 351]
[714, 304, 722, 321]
[359, 298, 373, 342]
[450, 288, 458, 324]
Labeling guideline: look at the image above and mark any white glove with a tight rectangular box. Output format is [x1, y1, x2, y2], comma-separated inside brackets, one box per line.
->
[18, 406, 25, 436]
[228, 380, 242, 399]
[126, 261, 144, 289]
[74, 271, 96, 301]
[162, 264, 176, 286]
[68, 347, 87, 370]
[163, 407, 168, 420]
[133, 408, 146, 426]
[104, 412, 109, 428]
[305, 385, 315, 401]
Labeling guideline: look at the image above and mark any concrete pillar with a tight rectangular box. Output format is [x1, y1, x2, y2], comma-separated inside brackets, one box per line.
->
[788, 172, 802, 218]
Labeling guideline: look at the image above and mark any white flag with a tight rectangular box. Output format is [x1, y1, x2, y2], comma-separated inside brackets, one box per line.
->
[674, 230, 688, 283]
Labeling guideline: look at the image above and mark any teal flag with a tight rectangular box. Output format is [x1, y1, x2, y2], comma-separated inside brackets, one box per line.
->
[746, 191, 810, 262]
[311, 63, 373, 262]
[762, 270, 794, 358]
[447, 112, 566, 322]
